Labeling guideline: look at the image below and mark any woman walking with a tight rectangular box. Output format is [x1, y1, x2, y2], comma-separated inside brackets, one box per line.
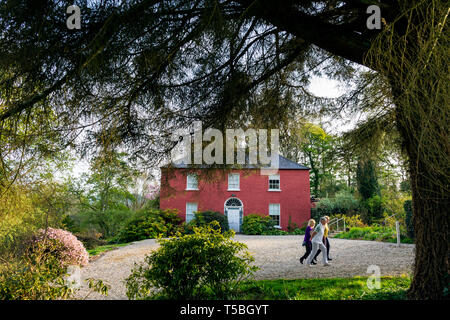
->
[299, 219, 316, 264]
[306, 217, 331, 267]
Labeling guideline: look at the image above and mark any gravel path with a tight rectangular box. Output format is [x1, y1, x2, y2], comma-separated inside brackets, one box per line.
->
[74, 235, 415, 300]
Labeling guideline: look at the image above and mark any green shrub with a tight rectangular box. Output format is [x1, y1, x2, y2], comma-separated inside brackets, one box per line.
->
[329, 214, 366, 229]
[0, 238, 73, 300]
[241, 214, 275, 235]
[312, 190, 360, 218]
[75, 230, 106, 250]
[65, 209, 135, 239]
[404, 200, 414, 239]
[0, 234, 108, 300]
[113, 209, 182, 243]
[334, 226, 413, 244]
[125, 222, 258, 299]
[185, 211, 229, 233]
[362, 195, 385, 224]
[290, 227, 305, 235]
[151, 208, 183, 235]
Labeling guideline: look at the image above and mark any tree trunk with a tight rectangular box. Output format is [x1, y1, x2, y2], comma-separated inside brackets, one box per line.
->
[406, 157, 449, 299]
[383, 1, 449, 298]
[404, 135, 449, 299]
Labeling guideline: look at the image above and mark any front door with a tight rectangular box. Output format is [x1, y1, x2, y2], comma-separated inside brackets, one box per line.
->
[227, 208, 240, 232]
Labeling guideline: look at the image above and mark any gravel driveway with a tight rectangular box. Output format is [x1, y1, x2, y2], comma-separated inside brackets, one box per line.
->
[74, 235, 415, 300]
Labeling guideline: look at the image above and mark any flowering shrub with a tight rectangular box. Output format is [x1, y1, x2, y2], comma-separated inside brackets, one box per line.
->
[0, 238, 108, 300]
[145, 183, 160, 200]
[330, 214, 366, 228]
[34, 228, 89, 267]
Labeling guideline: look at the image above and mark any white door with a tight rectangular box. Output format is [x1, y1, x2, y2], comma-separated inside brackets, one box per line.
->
[227, 208, 240, 232]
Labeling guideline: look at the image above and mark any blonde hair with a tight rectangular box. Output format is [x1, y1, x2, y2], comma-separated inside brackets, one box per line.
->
[308, 219, 316, 227]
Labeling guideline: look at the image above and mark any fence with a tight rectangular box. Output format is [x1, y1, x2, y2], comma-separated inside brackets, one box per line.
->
[382, 212, 402, 246]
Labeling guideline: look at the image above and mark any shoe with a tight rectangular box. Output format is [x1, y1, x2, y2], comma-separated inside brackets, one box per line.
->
[308, 263, 313, 267]
[323, 262, 331, 266]
[299, 257, 304, 264]
[311, 261, 317, 265]
[328, 257, 332, 261]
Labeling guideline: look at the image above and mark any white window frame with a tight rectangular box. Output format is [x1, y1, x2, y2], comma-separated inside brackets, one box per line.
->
[186, 202, 198, 223]
[268, 174, 281, 191]
[186, 174, 199, 190]
[269, 203, 281, 228]
[227, 173, 240, 191]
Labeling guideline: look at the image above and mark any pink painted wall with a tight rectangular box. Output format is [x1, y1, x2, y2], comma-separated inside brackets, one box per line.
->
[160, 168, 311, 231]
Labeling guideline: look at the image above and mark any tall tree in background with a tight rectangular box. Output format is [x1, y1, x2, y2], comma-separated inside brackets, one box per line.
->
[356, 158, 383, 224]
[356, 159, 379, 201]
[281, 121, 335, 197]
[0, 0, 448, 299]
[84, 150, 140, 212]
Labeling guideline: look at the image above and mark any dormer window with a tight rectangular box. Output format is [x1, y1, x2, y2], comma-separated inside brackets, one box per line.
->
[186, 174, 198, 190]
[268, 174, 280, 191]
[228, 173, 240, 191]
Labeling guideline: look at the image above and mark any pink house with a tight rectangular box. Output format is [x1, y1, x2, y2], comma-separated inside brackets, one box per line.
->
[160, 155, 311, 232]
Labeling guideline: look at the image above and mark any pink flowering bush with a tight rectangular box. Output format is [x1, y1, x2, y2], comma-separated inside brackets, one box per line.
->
[34, 228, 89, 267]
[145, 184, 160, 200]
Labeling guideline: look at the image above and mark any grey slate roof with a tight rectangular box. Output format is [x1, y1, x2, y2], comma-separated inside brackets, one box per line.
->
[162, 154, 309, 170]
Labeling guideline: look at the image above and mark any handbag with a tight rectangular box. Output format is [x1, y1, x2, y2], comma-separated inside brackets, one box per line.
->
[302, 240, 306, 247]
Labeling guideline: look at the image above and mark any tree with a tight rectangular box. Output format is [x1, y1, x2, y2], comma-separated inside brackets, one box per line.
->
[356, 158, 383, 224]
[281, 121, 336, 197]
[83, 150, 140, 212]
[356, 159, 379, 201]
[0, 0, 448, 299]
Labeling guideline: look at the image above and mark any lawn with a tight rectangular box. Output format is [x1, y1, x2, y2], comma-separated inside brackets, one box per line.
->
[147, 275, 411, 300]
[232, 275, 411, 300]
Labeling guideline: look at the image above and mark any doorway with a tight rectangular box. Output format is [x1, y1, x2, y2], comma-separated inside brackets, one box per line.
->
[224, 197, 243, 232]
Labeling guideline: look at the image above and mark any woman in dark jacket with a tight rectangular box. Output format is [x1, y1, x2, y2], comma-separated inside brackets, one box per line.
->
[300, 219, 317, 264]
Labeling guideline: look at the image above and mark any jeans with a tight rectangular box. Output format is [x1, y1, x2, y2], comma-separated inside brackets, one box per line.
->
[306, 242, 328, 265]
[300, 242, 312, 261]
[314, 237, 331, 260]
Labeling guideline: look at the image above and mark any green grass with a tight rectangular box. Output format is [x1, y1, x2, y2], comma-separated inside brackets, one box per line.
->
[231, 276, 411, 300]
[87, 243, 129, 256]
[146, 275, 411, 300]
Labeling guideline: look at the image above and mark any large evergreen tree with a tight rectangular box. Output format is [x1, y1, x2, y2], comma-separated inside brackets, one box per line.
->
[356, 159, 379, 201]
[0, 0, 448, 299]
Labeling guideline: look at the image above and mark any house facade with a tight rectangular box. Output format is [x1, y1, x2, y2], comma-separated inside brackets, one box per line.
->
[159, 155, 311, 232]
